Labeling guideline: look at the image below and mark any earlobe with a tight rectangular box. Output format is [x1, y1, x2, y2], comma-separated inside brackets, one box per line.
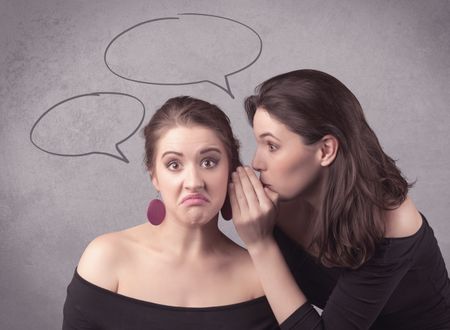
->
[320, 135, 339, 167]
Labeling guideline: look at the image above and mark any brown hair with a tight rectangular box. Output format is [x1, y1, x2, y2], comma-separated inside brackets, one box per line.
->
[143, 96, 241, 173]
[245, 69, 412, 269]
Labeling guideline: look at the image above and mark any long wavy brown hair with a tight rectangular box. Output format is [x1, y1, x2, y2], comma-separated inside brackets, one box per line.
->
[245, 69, 412, 269]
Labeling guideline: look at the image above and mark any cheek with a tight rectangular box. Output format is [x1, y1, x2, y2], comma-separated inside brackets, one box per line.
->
[207, 167, 229, 203]
[155, 170, 180, 202]
[274, 151, 320, 198]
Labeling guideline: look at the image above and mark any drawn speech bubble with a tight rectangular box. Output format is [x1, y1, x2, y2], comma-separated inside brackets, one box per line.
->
[104, 13, 262, 99]
[30, 92, 145, 163]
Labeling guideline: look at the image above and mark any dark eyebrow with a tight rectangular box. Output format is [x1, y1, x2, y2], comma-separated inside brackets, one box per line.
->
[200, 147, 222, 155]
[259, 132, 280, 141]
[161, 151, 183, 158]
[161, 148, 222, 158]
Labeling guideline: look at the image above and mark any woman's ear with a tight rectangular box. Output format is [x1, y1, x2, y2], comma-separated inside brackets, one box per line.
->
[319, 134, 339, 167]
[149, 171, 160, 191]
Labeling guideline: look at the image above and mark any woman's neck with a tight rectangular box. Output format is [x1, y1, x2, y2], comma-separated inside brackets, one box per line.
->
[147, 216, 232, 260]
[303, 169, 329, 211]
[275, 171, 329, 250]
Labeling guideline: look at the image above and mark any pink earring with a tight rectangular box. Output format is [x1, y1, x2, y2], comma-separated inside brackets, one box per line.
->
[220, 194, 232, 221]
[147, 194, 166, 226]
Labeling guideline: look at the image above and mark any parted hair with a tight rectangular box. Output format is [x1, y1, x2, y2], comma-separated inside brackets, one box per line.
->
[244, 69, 412, 269]
[143, 96, 241, 173]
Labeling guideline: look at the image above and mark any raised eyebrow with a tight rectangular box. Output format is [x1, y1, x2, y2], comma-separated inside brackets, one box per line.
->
[161, 148, 221, 158]
[259, 132, 281, 142]
[200, 147, 222, 155]
[161, 151, 183, 158]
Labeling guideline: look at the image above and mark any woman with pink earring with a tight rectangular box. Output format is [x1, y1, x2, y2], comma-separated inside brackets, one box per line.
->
[62, 96, 279, 329]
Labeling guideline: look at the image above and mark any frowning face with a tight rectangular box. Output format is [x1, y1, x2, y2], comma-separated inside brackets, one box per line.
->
[151, 125, 230, 226]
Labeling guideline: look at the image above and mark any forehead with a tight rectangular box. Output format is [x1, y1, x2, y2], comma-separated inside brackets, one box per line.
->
[253, 108, 289, 136]
[156, 125, 226, 154]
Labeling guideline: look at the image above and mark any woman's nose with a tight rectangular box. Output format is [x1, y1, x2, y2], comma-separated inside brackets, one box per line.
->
[184, 166, 205, 190]
[251, 149, 265, 172]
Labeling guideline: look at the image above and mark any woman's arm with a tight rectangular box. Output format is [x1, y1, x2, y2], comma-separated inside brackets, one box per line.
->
[247, 236, 308, 323]
[229, 166, 308, 323]
[63, 272, 100, 330]
[229, 166, 417, 329]
[63, 234, 122, 329]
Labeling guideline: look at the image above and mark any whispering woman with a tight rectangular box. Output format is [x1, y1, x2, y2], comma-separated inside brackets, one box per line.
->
[230, 69, 450, 329]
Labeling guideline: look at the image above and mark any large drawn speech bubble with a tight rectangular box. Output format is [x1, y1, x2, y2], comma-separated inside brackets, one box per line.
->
[104, 13, 263, 99]
[30, 92, 145, 163]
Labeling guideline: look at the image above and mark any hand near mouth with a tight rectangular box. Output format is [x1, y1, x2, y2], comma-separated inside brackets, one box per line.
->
[228, 166, 279, 251]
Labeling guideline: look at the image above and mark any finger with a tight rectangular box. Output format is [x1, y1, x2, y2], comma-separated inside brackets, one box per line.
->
[228, 182, 241, 218]
[264, 187, 279, 206]
[231, 171, 250, 214]
[244, 166, 271, 205]
[236, 166, 260, 207]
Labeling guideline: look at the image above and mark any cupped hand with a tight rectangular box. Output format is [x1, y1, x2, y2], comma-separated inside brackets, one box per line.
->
[228, 166, 279, 251]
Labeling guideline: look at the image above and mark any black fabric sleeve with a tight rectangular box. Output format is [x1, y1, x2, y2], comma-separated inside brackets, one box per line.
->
[62, 271, 99, 330]
[320, 246, 413, 330]
[276, 226, 422, 330]
[280, 304, 322, 329]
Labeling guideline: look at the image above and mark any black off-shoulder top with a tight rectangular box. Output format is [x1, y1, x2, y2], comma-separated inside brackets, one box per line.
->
[63, 269, 279, 330]
[275, 214, 450, 330]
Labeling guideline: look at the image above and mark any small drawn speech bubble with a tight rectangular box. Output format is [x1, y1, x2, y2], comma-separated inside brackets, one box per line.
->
[104, 13, 263, 99]
[30, 92, 145, 163]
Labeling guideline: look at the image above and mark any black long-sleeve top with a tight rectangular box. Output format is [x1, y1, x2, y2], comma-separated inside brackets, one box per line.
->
[276, 213, 450, 330]
[63, 269, 279, 330]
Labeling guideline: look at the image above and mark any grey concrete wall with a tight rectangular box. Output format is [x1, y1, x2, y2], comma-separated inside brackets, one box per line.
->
[1, 0, 449, 329]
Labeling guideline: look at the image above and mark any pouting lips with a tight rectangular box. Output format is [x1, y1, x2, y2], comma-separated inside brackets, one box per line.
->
[180, 193, 209, 204]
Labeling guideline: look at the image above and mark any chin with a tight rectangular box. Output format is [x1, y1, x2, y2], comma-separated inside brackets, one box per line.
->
[277, 189, 305, 202]
[184, 210, 218, 226]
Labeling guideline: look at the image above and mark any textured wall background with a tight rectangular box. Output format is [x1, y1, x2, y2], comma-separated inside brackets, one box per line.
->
[1, 0, 449, 329]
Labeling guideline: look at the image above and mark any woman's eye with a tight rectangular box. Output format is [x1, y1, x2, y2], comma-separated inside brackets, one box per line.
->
[201, 158, 218, 168]
[267, 143, 278, 152]
[167, 161, 180, 170]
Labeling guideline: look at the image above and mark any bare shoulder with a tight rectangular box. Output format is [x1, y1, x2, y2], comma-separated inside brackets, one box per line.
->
[231, 245, 266, 297]
[383, 196, 423, 238]
[77, 230, 131, 291]
[217, 238, 265, 297]
[220, 237, 252, 266]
